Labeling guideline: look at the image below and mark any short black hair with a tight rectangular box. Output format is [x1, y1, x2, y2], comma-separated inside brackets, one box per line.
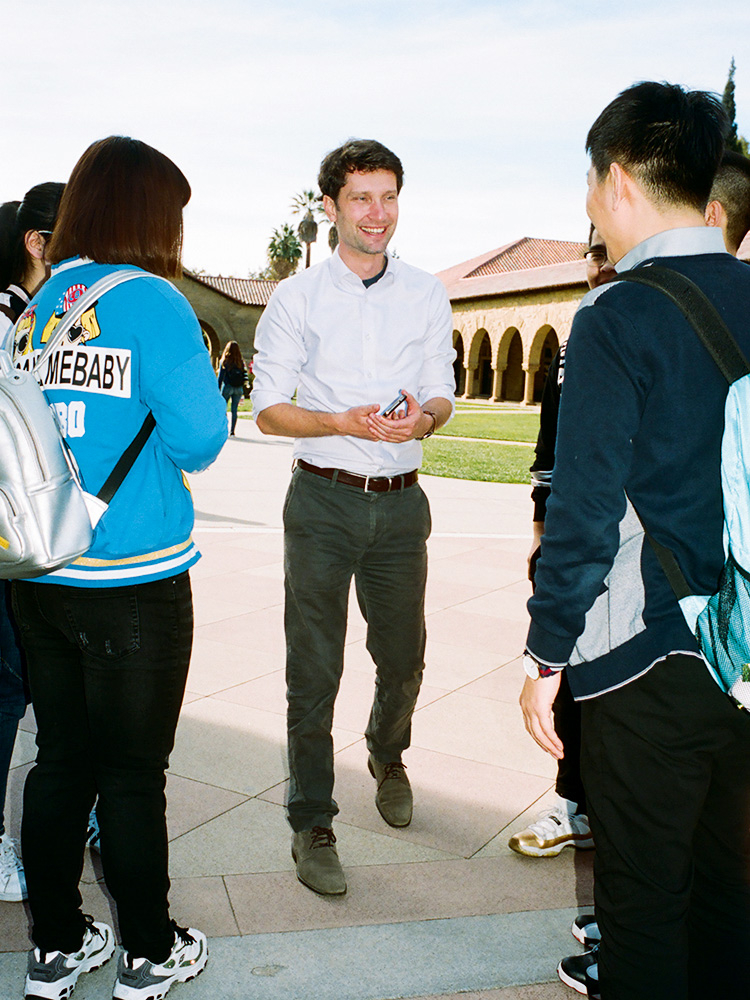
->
[318, 139, 404, 203]
[709, 151, 750, 253]
[586, 81, 727, 212]
[0, 182, 65, 289]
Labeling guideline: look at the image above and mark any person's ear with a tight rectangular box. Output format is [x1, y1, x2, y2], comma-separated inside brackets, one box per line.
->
[24, 230, 46, 261]
[704, 199, 726, 229]
[322, 195, 337, 225]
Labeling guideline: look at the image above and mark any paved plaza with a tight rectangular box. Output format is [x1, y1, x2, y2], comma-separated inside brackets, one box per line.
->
[0, 416, 592, 999]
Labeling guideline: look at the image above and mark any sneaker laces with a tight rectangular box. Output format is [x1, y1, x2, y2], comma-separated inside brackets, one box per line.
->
[309, 826, 337, 849]
[172, 923, 196, 949]
[82, 914, 105, 943]
[381, 762, 407, 781]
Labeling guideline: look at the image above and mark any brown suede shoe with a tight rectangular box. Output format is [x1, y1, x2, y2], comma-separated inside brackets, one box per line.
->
[368, 755, 413, 827]
[291, 827, 347, 895]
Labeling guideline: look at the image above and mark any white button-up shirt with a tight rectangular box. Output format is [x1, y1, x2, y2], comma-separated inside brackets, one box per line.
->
[251, 249, 456, 476]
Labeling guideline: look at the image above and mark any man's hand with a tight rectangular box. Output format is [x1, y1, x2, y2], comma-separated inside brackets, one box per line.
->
[366, 389, 429, 443]
[334, 403, 382, 440]
[520, 671, 564, 759]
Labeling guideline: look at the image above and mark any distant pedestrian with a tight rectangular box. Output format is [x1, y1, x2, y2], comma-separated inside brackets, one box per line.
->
[217, 340, 248, 436]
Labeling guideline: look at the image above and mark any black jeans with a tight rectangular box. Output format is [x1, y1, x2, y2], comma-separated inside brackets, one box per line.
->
[12, 573, 193, 961]
[283, 466, 431, 831]
[581, 654, 750, 1000]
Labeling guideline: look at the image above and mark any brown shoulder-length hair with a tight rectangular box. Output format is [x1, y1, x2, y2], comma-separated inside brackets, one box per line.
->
[220, 341, 244, 368]
[46, 136, 191, 278]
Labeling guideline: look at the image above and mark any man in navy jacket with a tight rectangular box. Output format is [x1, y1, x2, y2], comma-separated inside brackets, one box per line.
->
[521, 82, 750, 999]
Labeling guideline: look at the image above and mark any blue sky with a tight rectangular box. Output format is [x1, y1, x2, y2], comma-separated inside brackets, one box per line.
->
[2, 0, 749, 276]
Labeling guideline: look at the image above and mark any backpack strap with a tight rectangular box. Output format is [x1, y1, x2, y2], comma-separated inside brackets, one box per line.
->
[96, 413, 156, 504]
[617, 265, 750, 383]
[616, 265, 750, 604]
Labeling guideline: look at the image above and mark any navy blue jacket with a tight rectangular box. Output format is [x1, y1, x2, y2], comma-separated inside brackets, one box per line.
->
[526, 227, 750, 698]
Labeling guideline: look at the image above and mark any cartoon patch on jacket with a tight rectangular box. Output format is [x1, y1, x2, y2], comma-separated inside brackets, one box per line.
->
[41, 283, 101, 347]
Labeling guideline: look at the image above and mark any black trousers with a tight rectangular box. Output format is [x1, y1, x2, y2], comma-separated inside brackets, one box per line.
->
[553, 670, 585, 812]
[581, 654, 750, 1000]
[12, 574, 193, 962]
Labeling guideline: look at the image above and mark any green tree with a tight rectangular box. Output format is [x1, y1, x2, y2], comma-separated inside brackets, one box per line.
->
[291, 190, 326, 268]
[722, 58, 749, 156]
[267, 223, 302, 279]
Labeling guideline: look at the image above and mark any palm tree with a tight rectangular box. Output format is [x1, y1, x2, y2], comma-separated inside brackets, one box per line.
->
[267, 224, 302, 280]
[291, 190, 327, 268]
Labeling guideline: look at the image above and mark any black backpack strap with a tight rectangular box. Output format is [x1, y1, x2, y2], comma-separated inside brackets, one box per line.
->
[97, 412, 156, 505]
[617, 265, 750, 383]
[630, 504, 693, 602]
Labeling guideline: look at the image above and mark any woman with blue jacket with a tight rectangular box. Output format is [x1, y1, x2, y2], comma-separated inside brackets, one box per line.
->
[11, 137, 227, 1000]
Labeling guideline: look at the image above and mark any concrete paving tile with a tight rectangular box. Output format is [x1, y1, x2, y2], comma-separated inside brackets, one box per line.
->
[424, 577, 491, 615]
[330, 743, 552, 859]
[411, 693, 556, 780]
[0, 901, 31, 953]
[226, 853, 590, 936]
[187, 635, 278, 696]
[425, 608, 526, 658]
[169, 696, 361, 795]
[168, 799, 291, 877]
[164, 773, 249, 840]
[458, 588, 531, 624]
[9, 727, 36, 770]
[169, 699, 288, 795]
[168, 876, 240, 938]
[410, 985, 570, 1000]
[461, 659, 525, 705]
[196, 605, 286, 655]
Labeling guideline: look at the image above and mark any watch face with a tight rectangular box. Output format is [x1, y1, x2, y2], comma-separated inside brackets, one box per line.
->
[523, 655, 540, 680]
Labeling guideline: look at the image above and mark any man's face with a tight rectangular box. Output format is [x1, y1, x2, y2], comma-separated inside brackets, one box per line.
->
[585, 228, 616, 290]
[323, 169, 399, 261]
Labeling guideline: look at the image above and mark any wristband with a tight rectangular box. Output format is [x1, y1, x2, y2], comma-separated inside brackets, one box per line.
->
[418, 411, 437, 440]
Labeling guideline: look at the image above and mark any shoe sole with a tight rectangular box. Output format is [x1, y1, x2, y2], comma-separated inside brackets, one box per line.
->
[508, 837, 595, 858]
[25, 935, 115, 1000]
[367, 758, 413, 828]
[291, 847, 347, 896]
[557, 960, 589, 995]
[113, 959, 207, 1000]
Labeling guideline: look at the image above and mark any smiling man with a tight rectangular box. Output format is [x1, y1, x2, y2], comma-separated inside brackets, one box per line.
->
[251, 139, 455, 896]
[521, 83, 750, 998]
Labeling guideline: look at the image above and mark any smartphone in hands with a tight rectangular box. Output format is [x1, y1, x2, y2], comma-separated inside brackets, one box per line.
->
[380, 392, 407, 417]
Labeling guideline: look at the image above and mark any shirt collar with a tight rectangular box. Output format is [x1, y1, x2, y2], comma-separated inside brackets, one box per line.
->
[616, 227, 727, 271]
[328, 246, 398, 291]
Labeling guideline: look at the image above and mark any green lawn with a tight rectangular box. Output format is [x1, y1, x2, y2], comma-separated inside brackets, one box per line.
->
[421, 438, 533, 484]
[437, 410, 540, 443]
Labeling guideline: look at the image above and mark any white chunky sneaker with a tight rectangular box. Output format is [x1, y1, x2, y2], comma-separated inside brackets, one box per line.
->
[0, 831, 26, 901]
[113, 925, 208, 1000]
[508, 795, 594, 857]
[25, 918, 115, 999]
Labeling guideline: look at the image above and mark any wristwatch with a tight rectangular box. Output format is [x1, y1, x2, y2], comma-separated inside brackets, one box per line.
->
[418, 411, 437, 440]
[523, 653, 557, 679]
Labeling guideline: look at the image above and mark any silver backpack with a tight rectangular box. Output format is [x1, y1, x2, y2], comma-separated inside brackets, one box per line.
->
[0, 270, 161, 579]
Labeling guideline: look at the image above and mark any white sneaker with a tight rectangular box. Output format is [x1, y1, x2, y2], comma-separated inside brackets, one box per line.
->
[508, 796, 594, 857]
[0, 831, 27, 901]
[113, 925, 208, 1000]
[25, 919, 115, 999]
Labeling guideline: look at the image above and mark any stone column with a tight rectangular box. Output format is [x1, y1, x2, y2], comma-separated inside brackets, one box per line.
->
[463, 364, 478, 399]
[522, 364, 539, 406]
[491, 365, 505, 402]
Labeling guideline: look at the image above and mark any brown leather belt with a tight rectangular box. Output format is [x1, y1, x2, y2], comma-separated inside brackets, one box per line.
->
[297, 459, 418, 492]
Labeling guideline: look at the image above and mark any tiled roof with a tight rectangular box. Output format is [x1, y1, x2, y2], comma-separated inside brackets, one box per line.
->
[463, 237, 587, 277]
[739, 231, 750, 262]
[184, 271, 278, 306]
[441, 258, 588, 302]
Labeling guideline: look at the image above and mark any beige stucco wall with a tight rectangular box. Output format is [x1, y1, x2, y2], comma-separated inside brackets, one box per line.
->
[451, 285, 586, 402]
[174, 277, 264, 366]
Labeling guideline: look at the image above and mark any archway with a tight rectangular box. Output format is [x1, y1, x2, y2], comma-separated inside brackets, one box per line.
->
[532, 326, 559, 401]
[453, 332, 465, 395]
[502, 331, 524, 402]
[199, 320, 220, 366]
[477, 333, 493, 397]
